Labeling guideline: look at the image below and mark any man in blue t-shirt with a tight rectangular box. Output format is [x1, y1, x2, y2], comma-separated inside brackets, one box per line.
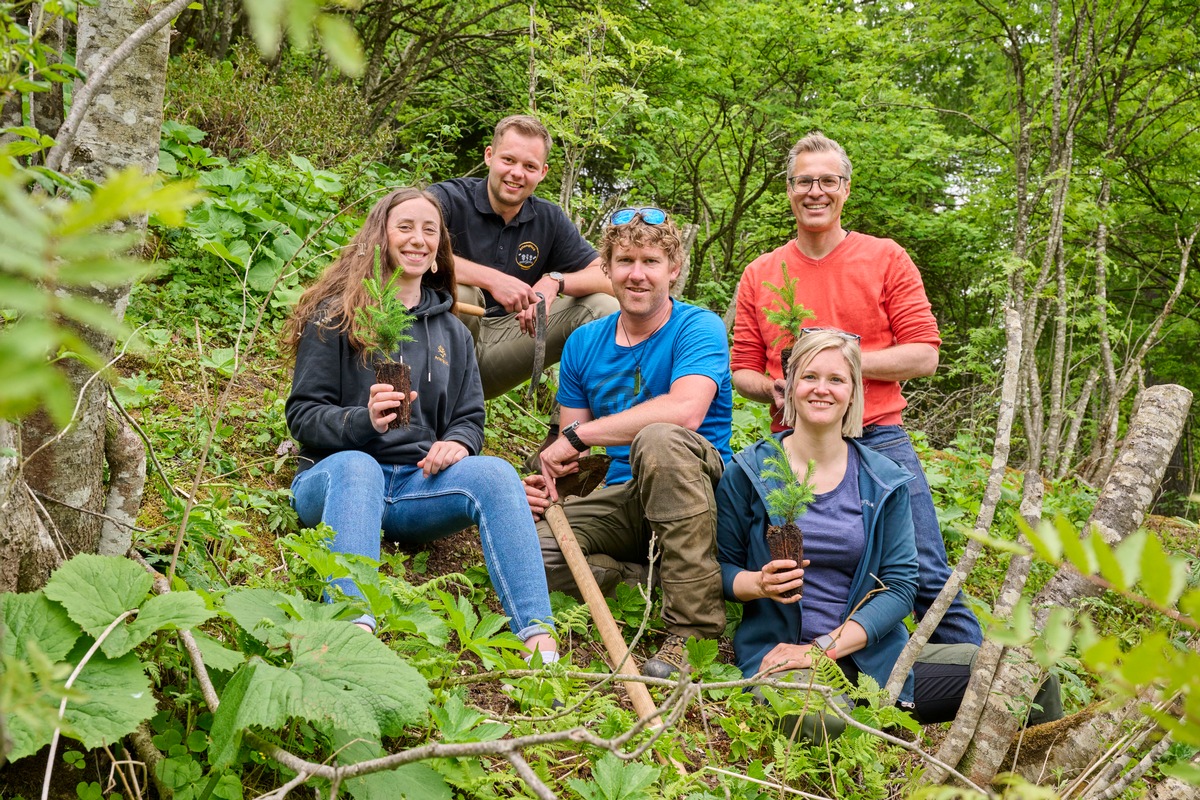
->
[524, 209, 733, 678]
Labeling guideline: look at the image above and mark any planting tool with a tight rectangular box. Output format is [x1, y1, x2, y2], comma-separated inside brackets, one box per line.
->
[544, 503, 686, 773]
[456, 301, 486, 317]
[542, 507, 658, 715]
[527, 292, 548, 403]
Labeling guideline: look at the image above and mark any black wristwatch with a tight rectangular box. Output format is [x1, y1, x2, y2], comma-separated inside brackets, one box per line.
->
[548, 271, 565, 296]
[812, 634, 836, 655]
[561, 420, 587, 452]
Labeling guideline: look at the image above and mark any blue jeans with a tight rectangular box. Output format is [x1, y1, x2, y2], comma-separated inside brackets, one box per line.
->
[856, 426, 982, 645]
[291, 450, 554, 641]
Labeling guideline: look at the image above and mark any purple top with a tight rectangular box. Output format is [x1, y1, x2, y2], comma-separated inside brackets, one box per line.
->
[798, 445, 866, 642]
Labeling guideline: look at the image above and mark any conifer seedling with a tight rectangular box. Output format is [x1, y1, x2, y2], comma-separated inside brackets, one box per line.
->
[355, 247, 416, 428]
[763, 262, 815, 374]
[761, 435, 816, 598]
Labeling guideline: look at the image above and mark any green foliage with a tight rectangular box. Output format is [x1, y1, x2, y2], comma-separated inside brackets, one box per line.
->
[568, 752, 660, 800]
[0, 554, 214, 761]
[0, 1, 82, 103]
[730, 395, 773, 455]
[986, 516, 1200, 750]
[761, 263, 814, 347]
[760, 436, 816, 526]
[240, 0, 364, 76]
[165, 46, 391, 166]
[355, 247, 416, 363]
[138, 121, 413, 340]
[208, 617, 431, 767]
[0, 161, 199, 424]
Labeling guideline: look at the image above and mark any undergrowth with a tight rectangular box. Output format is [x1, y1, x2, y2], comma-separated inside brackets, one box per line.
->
[4, 121, 1198, 800]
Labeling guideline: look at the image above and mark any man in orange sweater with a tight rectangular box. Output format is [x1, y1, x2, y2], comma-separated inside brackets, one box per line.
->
[731, 132, 982, 645]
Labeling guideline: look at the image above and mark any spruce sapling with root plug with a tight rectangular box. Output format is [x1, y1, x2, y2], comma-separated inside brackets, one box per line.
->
[761, 435, 816, 598]
[356, 247, 416, 429]
[763, 262, 815, 374]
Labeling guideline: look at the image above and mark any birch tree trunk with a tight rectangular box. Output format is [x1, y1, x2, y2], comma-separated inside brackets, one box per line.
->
[4, 0, 168, 589]
[0, 422, 62, 592]
[958, 383, 1193, 785]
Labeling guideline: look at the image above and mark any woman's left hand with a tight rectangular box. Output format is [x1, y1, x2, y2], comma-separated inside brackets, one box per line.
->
[418, 440, 468, 477]
[759, 643, 821, 675]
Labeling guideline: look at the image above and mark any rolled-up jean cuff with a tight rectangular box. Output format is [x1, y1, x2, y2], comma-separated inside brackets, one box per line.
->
[352, 612, 377, 631]
[517, 622, 555, 642]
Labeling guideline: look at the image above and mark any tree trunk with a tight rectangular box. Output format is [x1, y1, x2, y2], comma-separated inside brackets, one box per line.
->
[959, 383, 1193, 785]
[671, 223, 700, 300]
[12, 0, 168, 586]
[100, 397, 146, 556]
[0, 421, 63, 592]
[31, 5, 66, 144]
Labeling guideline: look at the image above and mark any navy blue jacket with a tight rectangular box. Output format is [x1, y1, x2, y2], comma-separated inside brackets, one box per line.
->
[716, 433, 919, 702]
[286, 286, 485, 474]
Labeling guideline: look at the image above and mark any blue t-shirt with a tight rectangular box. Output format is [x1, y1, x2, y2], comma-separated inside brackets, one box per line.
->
[794, 444, 866, 642]
[558, 299, 733, 484]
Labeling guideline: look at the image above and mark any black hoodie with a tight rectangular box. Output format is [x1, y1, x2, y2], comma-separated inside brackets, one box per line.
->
[286, 286, 485, 475]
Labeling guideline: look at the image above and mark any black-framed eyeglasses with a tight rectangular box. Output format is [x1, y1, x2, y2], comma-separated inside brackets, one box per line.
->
[800, 326, 861, 342]
[608, 206, 668, 226]
[787, 174, 847, 192]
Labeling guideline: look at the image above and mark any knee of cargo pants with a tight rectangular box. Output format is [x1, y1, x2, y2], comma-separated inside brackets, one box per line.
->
[628, 423, 726, 639]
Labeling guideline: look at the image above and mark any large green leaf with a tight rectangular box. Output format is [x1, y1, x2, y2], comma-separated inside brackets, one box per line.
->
[207, 661, 258, 768]
[209, 621, 430, 767]
[334, 731, 452, 800]
[119, 591, 215, 656]
[43, 554, 152, 655]
[192, 631, 246, 673]
[222, 587, 300, 643]
[287, 620, 431, 736]
[2, 590, 81, 662]
[429, 693, 510, 743]
[65, 648, 156, 749]
[568, 752, 660, 800]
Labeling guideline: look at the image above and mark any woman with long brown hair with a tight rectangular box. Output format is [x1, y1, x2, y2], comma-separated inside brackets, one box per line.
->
[284, 188, 557, 661]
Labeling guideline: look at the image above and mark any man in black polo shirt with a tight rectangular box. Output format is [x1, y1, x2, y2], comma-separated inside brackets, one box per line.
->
[429, 115, 617, 403]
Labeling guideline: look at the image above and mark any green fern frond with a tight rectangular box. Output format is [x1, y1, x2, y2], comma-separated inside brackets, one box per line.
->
[554, 602, 594, 637]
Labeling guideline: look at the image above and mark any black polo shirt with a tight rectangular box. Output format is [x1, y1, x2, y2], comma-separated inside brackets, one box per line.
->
[429, 177, 599, 314]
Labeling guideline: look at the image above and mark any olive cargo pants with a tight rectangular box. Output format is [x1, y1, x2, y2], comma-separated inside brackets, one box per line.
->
[537, 423, 727, 640]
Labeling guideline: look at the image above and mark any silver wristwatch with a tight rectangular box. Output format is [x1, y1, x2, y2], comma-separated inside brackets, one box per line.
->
[548, 271, 565, 296]
[812, 634, 836, 654]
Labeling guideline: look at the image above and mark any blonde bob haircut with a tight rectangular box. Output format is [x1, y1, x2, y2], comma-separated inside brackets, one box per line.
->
[782, 329, 865, 438]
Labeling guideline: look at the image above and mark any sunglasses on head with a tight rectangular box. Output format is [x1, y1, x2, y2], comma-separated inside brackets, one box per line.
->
[608, 206, 668, 226]
[800, 327, 862, 342]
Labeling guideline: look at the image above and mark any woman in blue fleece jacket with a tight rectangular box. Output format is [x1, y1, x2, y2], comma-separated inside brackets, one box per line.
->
[283, 187, 556, 661]
[717, 329, 1061, 739]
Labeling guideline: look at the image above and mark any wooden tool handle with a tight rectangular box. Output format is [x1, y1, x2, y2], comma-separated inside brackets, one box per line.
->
[544, 504, 659, 723]
[456, 301, 486, 317]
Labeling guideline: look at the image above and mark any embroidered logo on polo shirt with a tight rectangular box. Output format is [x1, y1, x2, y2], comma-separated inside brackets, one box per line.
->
[516, 242, 540, 270]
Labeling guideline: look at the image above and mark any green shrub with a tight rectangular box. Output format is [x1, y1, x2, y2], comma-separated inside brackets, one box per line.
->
[165, 44, 389, 168]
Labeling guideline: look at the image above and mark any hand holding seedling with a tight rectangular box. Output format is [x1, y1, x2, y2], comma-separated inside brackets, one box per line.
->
[757, 558, 809, 603]
[369, 383, 418, 433]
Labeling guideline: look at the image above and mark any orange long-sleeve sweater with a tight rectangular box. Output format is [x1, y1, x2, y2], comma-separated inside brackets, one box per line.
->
[731, 232, 941, 431]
